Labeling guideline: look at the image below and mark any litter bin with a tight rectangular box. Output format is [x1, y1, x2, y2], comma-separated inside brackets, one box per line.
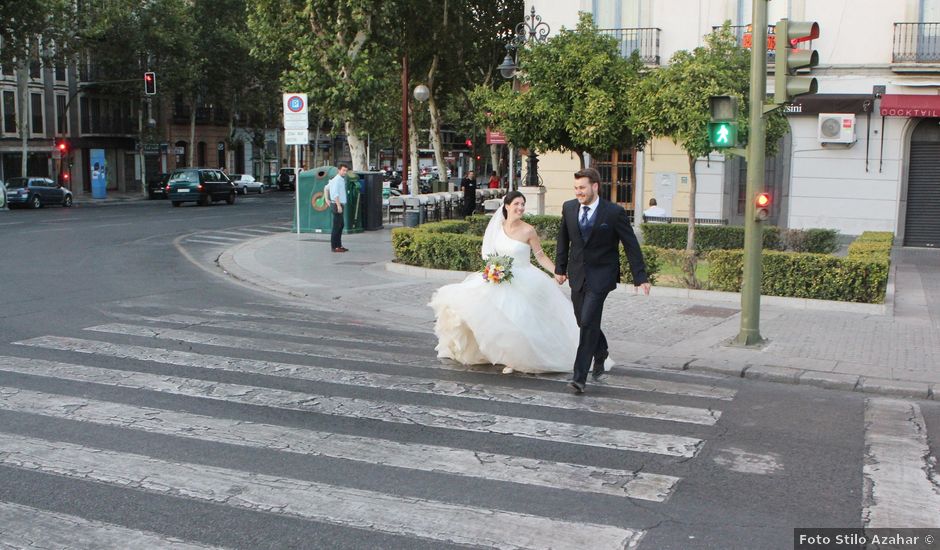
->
[357, 171, 384, 231]
[293, 166, 331, 233]
[403, 210, 421, 227]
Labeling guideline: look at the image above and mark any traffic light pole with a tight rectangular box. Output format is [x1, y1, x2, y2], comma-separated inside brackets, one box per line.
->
[732, 0, 769, 347]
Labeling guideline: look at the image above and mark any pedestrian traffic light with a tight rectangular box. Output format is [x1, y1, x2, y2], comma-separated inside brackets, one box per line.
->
[465, 139, 472, 148]
[755, 192, 772, 221]
[144, 71, 157, 95]
[708, 95, 738, 149]
[774, 19, 819, 105]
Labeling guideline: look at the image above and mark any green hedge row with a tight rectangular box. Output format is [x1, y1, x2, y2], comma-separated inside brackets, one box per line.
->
[392, 221, 660, 285]
[847, 231, 894, 262]
[465, 214, 561, 240]
[640, 224, 841, 254]
[708, 249, 889, 304]
[641, 224, 784, 251]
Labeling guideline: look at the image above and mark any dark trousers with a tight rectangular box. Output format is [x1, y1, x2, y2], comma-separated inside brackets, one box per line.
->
[464, 197, 476, 217]
[331, 206, 344, 249]
[571, 287, 609, 384]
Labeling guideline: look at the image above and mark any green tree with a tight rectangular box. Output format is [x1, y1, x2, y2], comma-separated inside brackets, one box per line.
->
[471, 13, 646, 171]
[629, 24, 788, 284]
[248, 0, 398, 171]
[1, 0, 76, 176]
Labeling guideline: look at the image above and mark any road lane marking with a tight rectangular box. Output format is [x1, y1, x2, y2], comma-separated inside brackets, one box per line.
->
[0, 355, 703, 456]
[20, 335, 719, 425]
[863, 397, 940, 528]
[0, 433, 646, 549]
[0, 385, 679, 502]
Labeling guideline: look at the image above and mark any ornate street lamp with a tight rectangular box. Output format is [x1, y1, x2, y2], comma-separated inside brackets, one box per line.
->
[500, 6, 550, 188]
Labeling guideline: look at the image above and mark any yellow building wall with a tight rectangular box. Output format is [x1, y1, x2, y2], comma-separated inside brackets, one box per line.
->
[535, 149, 582, 215]
[641, 138, 694, 218]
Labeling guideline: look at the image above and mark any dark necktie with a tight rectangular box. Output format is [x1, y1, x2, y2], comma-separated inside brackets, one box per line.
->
[579, 205, 591, 237]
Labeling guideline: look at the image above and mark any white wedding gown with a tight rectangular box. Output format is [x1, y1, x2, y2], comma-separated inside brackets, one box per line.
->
[429, 223, 580, 373]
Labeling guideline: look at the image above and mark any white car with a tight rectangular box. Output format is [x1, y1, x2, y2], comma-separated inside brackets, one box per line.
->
[228, 174, 264, 195]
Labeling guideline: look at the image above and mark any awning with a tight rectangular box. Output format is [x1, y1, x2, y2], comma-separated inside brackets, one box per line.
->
[783, 94, 874, 115]
[879, 94, 940, 117]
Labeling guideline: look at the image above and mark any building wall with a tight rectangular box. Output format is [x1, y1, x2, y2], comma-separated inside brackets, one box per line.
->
[537, 148, 581, 214]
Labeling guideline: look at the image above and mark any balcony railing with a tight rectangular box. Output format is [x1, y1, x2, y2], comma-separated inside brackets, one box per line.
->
[893, 22, 940, 63]
[598, 28, 662, 65]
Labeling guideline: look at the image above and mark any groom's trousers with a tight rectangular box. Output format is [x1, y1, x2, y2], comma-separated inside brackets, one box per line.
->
[571, 287, 609, 384]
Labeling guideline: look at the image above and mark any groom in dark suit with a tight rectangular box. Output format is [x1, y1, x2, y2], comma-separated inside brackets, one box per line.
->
[555, 168, 650, 394]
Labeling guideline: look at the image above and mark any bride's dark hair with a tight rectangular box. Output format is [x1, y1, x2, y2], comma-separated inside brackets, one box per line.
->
[502, 190, 525, 218]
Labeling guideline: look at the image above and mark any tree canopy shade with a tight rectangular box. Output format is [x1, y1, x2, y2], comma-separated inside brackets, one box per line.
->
[248, 0, 399, 170]
[471, 13, 646, 168]
[628, 24, 788, 264]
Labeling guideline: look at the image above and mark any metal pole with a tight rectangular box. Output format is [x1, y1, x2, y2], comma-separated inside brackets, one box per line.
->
[508, 147, 515, 191]
[401, 54, 410, 195]
[294, 145, 300, 235]
[734, 0, 768, 347]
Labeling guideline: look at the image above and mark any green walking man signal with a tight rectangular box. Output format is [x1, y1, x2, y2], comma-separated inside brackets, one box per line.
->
[708, 95, 739, 149]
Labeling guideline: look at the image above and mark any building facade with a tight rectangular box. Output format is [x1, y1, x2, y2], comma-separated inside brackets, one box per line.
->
[529, 0, 940, 246]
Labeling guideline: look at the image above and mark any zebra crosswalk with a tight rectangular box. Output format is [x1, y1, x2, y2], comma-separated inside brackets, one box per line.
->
[177, 224, 292, 248]
[0, 302, 739, 548]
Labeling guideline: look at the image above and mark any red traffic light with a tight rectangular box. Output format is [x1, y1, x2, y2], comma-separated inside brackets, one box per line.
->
[57, 142, 67, 152]
[144, 71, 157, 95]
[755, 192, 772, 221]
[62, 172, 70, 180]
[465, 139, 472, 148]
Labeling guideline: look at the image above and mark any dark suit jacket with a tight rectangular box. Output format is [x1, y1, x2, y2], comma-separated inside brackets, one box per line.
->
[555, 198, 648, 293]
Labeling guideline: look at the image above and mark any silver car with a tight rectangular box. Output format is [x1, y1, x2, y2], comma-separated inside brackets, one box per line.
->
[228, 174, 265, 195]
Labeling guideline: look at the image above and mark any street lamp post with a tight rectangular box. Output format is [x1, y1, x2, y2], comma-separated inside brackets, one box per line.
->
[498, 5, 550, 190]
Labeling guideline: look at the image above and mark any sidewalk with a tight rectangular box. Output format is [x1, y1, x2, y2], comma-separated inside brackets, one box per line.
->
[72, 192, 150, 207]
[218, 227, 940, 400]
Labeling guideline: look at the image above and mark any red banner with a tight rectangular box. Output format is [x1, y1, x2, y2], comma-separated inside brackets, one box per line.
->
[486, 129, 507, 145]
[879, 94, 940, 117]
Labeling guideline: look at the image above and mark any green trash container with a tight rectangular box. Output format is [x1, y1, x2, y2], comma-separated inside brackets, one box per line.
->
[292, 165, 363, 234]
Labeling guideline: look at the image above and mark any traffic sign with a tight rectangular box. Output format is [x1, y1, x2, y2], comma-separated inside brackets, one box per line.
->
[285, 128, 308, 145]
[283, 93, 309, 130]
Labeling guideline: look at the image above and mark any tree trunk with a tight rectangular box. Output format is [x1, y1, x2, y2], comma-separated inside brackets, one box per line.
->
[428, 92, 447, 188]
[188, 96, 196, 167]
[345, 120, 368, 171]
[16, 64, 29, 176]
[684, 153, 700, 289]
[408, 103, 419, 194]
[576, 149, 586, 169]
[489, 144, 500, 179]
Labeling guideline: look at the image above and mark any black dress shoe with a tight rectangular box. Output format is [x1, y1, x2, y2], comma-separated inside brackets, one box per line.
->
[592, 351, 609, 381]
[568, 380, 585, 394]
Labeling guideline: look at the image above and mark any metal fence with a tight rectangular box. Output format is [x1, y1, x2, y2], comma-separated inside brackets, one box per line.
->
[893, 22, 940, 63]
[598, 28, 662, 65]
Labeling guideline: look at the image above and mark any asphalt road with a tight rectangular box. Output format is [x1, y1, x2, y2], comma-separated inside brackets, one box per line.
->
[0, 194, 937, 549]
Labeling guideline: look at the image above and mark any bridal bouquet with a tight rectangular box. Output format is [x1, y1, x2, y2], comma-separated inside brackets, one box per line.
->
[482, 255, 514, 284]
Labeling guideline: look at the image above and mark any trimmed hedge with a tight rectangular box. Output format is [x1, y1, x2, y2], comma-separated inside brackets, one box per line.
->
[465, 214, 560, 240]
[847, 231, 893, 262]
[641, 224, 784, 252]
[781, 228, 840, 254]
[708, 249, 888, 304]
[391, 221, 659, 285]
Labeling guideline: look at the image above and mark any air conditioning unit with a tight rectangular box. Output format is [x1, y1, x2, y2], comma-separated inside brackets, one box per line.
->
[817, 113, 856, 144]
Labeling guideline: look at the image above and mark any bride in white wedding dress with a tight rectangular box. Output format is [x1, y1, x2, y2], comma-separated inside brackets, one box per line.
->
[429, 191, 585, 374]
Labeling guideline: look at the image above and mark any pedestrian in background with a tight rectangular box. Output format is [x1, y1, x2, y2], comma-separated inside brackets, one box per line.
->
[487, 171, 500, 189]
[460, 170, 477, 217]
[329, 164, 349, 253]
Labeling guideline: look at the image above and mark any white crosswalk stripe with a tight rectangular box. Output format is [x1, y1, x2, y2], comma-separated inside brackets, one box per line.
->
[0, 386, 679, 501]
[84, 320, 737, 399]
[863, 397, 940, 528]
[0, 355, 703, 456]
[0, 433, 646, 549]
[16, 335, 721, 425]
[0, 304, 740, 548]
[0, 501, 225, 550]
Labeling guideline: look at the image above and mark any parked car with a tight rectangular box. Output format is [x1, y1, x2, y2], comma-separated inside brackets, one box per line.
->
[147, 173, 170, 199]
[277, 167, 298, 191]
[228, 174, 265, 195]
[4, 177, 73, 209]
[165, 168, 236, 207]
